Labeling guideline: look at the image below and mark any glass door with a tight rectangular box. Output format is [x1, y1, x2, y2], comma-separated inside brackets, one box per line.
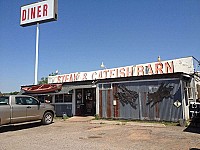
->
[83, 88, 96, 116]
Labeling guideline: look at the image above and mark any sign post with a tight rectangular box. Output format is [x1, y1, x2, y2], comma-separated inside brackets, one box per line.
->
[20, 0, 58, 85]
[34, 23, 39, 85]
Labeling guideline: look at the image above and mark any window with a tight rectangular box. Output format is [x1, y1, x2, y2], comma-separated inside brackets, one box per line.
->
[24, 97, 38, 105]
[55, 94, 63, 103]
[187, 87, 194, 100]
[99, 83, 112, 90]
[186, 82, 194, 100]
[55, 94, 72, 103]
[0, 96, 9, 105]
[34, 95, 53, 103]
[15, 97, 38, 105]
[64, 94, 72, 102]
[15, 97, 24, 105]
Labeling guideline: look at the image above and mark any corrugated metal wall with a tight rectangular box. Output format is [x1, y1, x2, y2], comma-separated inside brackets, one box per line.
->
[99, 79, 183, 122]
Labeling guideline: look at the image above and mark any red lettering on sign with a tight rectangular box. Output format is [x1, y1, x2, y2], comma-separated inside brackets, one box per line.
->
[147, 64, 153, 75]
[57, 76, 61, 83]
[69, 74, 73, 82]
[155, 63, 163, 74]
[31, 7, 36, 19]
[64, 74, 69, 82]
[27, 8, 30, 20]
[92, 72, 97, 80]
[22, 10, 26, 21]
[165, 61, 174, 73]
[119, 68, 125, 77]
[82, 73, 87, 80]
[43, 4, 48, 16]
[103, 70, 109, 78]
[37, 6, 41, 18]
[126, 67, 133, 77]
[75, 73, 80, 81]
[109, 69, 115, 78]
[98, 71, 103, 79]
[115, 68, 119, 78]
[137, 66, 144, 76]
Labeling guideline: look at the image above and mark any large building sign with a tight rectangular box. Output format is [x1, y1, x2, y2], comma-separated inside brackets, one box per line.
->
[48, 57, 194, 83]
[20, 0, 58, 27]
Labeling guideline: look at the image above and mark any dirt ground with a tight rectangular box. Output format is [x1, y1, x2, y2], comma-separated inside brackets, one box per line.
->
[0, 119, 200, 150]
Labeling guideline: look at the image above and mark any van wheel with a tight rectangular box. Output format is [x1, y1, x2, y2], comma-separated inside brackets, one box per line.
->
[42, 112, 53, 125]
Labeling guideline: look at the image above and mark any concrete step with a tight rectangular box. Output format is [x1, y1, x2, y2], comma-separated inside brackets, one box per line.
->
[67, 116, 95, 122]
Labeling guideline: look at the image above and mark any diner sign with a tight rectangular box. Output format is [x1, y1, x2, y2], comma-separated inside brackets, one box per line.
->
[20, 0, 58, 27]
[48, 57, 194, 83]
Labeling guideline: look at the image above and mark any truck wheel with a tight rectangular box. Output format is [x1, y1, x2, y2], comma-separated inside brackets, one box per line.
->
[42, 112, 53, 125]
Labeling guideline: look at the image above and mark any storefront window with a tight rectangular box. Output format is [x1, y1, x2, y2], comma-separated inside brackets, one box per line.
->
[55, 94, 72, 103]
[55, 94, 63, 103]
[99, 84, 112, 89]
[64, 94, 72, 102]
[36, 95, 53, 103]
[103, 84, 112, 89]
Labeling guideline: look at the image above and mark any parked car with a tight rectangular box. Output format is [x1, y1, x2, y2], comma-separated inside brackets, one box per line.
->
[0, 95, 55, 126]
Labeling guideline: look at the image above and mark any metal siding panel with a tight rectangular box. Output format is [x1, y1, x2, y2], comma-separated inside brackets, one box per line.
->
[100, 78, 183, 122]
[107, 90, 112, 118]
[113, 85, 120, 118]
[99, 90, 102, 118]
[117, 83, 140, 120]
[102, 90, 107, 118]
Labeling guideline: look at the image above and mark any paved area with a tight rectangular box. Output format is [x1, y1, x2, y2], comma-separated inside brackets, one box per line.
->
[0, 118, 200, 150]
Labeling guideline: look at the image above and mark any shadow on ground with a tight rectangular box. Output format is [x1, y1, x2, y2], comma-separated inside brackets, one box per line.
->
[183, 117, 200, 134]
[0, 122, 43, 133]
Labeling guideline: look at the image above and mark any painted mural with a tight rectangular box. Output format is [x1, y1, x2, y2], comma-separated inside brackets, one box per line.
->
[146, 83, 174, 107]
[99, 79, 182, 122]
[114, 84, 138, 109]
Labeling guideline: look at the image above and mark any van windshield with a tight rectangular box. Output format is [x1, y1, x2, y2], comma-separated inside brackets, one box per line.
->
[0, 96, 9, 105]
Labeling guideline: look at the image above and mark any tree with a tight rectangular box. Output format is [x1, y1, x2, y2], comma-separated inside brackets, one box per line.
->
[38, 77, 48, 85]
[38, 72, 58, 85]
[9, 91, 19, 95]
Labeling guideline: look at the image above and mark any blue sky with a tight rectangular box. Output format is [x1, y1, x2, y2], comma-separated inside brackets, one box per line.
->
[0, 0, 200, 93]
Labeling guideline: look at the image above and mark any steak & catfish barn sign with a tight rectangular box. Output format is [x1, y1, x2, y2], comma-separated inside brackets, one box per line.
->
[48, 57, 194, 84]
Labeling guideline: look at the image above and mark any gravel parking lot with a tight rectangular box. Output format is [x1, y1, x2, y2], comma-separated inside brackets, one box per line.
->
[0, 119, 200, 150]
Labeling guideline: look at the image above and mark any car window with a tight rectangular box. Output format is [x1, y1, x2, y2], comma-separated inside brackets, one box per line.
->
[15, 97, 26, 105]
[23, 97, 38, 105]
[15, 97, 38, 105]
[0, 96, 9, 105]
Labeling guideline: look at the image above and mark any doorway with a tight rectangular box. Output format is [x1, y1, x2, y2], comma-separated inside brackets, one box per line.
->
[75, 88, 96, 116]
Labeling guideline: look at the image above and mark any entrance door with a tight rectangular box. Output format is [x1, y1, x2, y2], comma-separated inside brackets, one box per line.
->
[75, 88, 96, 116]
[75, 89, 83, 116]
[83, 88, 96, 116]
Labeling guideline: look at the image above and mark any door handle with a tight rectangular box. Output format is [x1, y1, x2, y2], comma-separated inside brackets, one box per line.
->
[27, 106, 31, 108]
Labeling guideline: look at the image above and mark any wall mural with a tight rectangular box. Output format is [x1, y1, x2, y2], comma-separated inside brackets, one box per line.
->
[147, 83, 174, 107]
[114, 85, 139, 109]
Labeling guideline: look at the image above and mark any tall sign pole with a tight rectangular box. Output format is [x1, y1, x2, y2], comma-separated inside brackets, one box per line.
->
[34, 23, 39, 85]
[20, 0, 58, 85]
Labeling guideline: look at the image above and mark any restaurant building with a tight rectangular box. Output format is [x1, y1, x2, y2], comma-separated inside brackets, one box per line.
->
[21, 56, 200, 122]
